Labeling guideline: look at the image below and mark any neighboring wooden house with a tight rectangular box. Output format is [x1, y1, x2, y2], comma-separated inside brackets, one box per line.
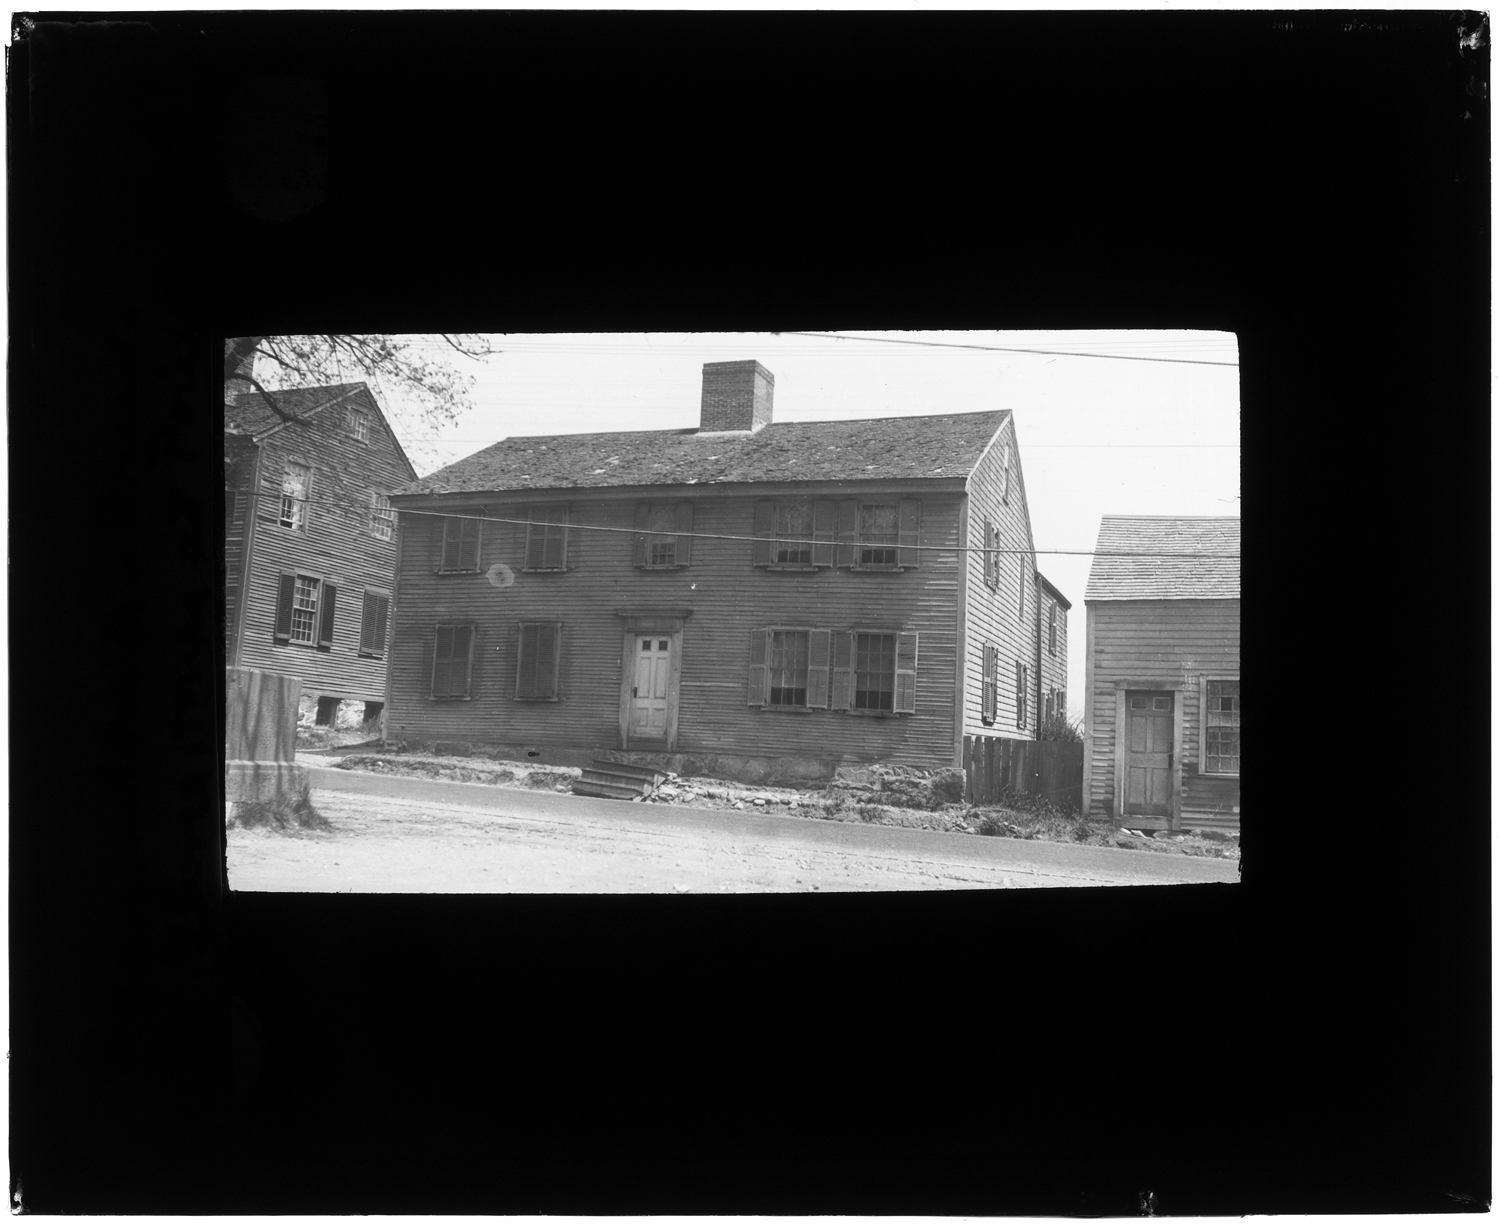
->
[1036, 572, 1071, 727]
[383, 360, 1065, 782]
[225, 377, 417, 726]
[1081, 516, 1240, 831]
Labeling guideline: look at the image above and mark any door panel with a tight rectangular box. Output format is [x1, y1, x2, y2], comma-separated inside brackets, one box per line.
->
[629, 636, 671, 739]
[1124, 691, 1173, 816]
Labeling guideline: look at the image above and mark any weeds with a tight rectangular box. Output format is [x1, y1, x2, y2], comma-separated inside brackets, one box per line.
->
[228, 784, 331, 832]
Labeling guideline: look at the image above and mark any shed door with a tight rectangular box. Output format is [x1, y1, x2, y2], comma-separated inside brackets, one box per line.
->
[1124, 692, 1174, 817]
[629, 636, 671, 740]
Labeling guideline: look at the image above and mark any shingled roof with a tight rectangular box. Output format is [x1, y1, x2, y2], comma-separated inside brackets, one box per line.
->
[397, 409, 1009, 495]
[225, 382, 370, 438]
[1085, 516, 1240, 601]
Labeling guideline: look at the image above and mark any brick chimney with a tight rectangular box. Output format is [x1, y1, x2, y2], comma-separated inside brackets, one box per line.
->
[224, 341, 258, 405]
[699, 360, 774, 432]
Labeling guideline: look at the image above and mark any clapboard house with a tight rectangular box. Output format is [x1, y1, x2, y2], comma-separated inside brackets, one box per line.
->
[1081, 516, 1240, 831]
[225, 376, 417, 726]
[384, 360, 1064, 781]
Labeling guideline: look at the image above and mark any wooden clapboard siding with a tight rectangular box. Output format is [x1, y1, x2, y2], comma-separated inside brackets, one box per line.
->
[232, 388, 414, 705]
[960, 415, 1041, 741]
[224, 434, 259, 664]
[1039, 589, 1069, 717]
[384, 489, 963, 767]
[1084, 597, 1239, 826]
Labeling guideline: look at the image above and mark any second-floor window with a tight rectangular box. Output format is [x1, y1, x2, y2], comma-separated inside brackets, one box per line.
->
[752, 499, 920, 570]
[632, 502, 694, 569]
[437, 514, 481, 572]
[279, 461, 310, 530]
[525, 506, 569, 571]
[370, 492, 393, 541]
[857, 505, 899, 567]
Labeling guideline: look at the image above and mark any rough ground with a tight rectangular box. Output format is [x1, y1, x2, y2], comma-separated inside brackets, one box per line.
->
[299, 748, 1238, 861]
[228, 785, 1237, 893]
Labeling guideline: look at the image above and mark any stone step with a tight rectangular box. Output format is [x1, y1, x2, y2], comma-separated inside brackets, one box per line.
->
[591, 759, 670, 785]
[571, 779, 645, 801]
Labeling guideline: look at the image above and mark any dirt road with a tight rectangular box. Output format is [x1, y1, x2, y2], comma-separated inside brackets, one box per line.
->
[227, 768, 1238, 893]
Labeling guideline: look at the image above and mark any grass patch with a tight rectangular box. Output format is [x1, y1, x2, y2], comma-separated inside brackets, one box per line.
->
[228, 784, 331, 832]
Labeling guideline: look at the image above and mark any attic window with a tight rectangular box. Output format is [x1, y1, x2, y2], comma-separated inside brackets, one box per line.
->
[345, 408, 369, 443]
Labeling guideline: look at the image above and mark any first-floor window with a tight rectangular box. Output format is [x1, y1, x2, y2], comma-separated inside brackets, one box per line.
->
[516, 622, 562, 700]
[359, 590, 391, 657]
[291, 576, 319, 643]
[1204, 679, 1240, 774]
[854, 632, 896, 710]
[274, 570, 337, 648]
[767, 629, 810, 706]
[431, 624, 476, 699]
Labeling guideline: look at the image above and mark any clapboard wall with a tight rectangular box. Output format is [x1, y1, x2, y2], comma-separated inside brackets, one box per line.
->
[1038, 581, 1070, 721]
[1082, 597, 1240, 829]
[383, 483, 966, 768]
[232, 387, 415, 707]
[960, 415, 1044, 742]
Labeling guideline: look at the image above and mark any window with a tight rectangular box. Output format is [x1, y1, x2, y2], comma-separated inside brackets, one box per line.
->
[633, 502, 694, 569]
[524, 505, 569, 571]
[1016, 661, 1028, 728]
[359, 590, 391, 658]
[751, 499, 834, 569]
[981, 643, 998, 725]
[1056, 688, 1066, 718]
[279, 461, 310, 530]
[1048, 600, 1057, 654]
[1045, 690, 1054, 721]
[857, 505, 899, 567]
[776, 502, 814, 565]
[345, 407, 369, 443]
[370, 492, 393, 541]
[437, 514, 481, 572]
[1203, 679, 1240, 774]
[752, 500, 918, 570]
[516, 622, 562, 700]
[273, 571, 337, 649]
[767, 630, 810, 707]
[431, 623, 476, 699]
[982, 518, 998, 588]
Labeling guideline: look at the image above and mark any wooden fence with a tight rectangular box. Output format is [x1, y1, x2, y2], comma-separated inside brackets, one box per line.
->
[963, 736, 1083, 809]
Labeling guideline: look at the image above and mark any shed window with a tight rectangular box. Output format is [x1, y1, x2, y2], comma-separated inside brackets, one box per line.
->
[345, 407, 369, 442]
[633, 502, 693, 569]
[1204, 680, 1240, 774]
[431, 624, 476, 699]
[981, 643, 998, 725]
[516, 622, 562, 700]
[525, 506, 569, 571]
[438, 515, 482, 572]
[279, 461, 310, 530]
[370, 492, 393, 541]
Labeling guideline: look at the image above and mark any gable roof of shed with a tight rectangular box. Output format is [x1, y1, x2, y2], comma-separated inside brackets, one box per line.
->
[395, 409, 1010, 496]
[1084, 516, 1240, 601]
[225, 382, 416, 481]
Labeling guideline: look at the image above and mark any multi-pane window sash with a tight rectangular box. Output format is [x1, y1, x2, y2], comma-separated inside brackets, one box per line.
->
[274, 571, 338, 649]
[767, 630, 810, 707]
[775, 503, 814, 565]
[633, 503, 694, 569]
[516, 623, 562, 700]
[749, 628, 914, 713]
[753, 499, 920, 570]
[1203, 679, 1240, 774]
[345, 408, 369, 442]
[290, 576, 319, 643]
[279, 462, 310, 530]
[370, 492, 393, 541]
[431, 624, 476, 699]
[438, 514, 481, 572]
[525, 506, 568, 571]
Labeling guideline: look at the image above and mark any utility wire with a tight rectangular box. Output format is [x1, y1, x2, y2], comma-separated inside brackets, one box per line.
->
[777, 331, 1240, 368]
[244, 489, 1240, 559]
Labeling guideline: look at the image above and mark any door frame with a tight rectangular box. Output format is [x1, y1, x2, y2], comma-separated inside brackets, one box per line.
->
[615, 610, 692, 752]
[1112, 681, 1184, 830]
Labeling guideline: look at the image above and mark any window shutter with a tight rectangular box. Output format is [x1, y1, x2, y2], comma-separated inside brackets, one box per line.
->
[517, 624, 538, 698]
[555, 510, 569, 571]
[458, 517, 481, 571]
[548, 623, 562, 698]
[806, 628, 831, 708]
[525, 515, 544, 570]
[375, 596, 389, 654]
[830, 631, 853, 710]
[454, 624, 474, 698]
[982, 644, 996, 724]
[752, 501, 774, 567]
[317, 581, 338, 648]
[360, 590, 377, 654]
[982, 518, 994, 586]
[1018, 555, 1027, 619]
[632, 503, 649, 568]
[525, 622, 558, 699]
[812, 500, 836, 568]
[894, 632, 919, 714]
[746, 628, 768, 706]
[433, 516, 447, 571]
[835, 500, 858, 567]
[1049, 601, 1057, 652]
[432, 625, 454, 697]
[273, 572, 295, 642]
[675, 502, 694, 567]
[1015, 661, 1026, 728]
[898, 500, 920, 567]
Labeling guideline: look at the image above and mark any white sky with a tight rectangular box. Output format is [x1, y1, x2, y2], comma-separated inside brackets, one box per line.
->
[367, 330, 1241, 720]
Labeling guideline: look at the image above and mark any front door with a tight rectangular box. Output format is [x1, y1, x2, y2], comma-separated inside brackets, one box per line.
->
[629, 635, 672, 741]
[1124, 691, 1173, 817]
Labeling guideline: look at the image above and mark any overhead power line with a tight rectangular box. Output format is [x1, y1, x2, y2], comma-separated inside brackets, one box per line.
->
[244, 490, 1239, 559]
[777, 331, 1240, 367]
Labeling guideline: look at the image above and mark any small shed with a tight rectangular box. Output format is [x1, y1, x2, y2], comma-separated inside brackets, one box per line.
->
[1082, 516, 1239, 832]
